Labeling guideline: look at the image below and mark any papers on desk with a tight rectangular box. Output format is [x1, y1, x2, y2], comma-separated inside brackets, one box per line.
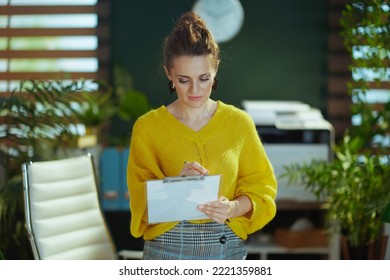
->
[146, 175, 221, 224]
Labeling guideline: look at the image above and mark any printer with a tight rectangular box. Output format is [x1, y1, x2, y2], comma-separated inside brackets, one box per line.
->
[242, 100, 335, 202]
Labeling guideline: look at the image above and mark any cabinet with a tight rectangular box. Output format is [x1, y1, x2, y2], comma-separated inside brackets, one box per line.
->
[247, 143, 339, 259]
[243, 103, 338, 259]
[98, 147, 144, 251]
[99, 147, 130, 211]
[245, 200, 340, 260]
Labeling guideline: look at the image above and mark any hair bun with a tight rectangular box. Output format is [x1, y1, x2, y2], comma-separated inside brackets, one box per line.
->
[163, 12, 220, 71]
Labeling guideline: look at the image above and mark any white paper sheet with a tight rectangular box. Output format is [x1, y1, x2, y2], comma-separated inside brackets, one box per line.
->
[146, 175, 221, 223]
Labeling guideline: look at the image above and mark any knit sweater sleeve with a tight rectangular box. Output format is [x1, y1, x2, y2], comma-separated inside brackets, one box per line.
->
[126, 113, 165, 238]
[232, 113, 277, 235]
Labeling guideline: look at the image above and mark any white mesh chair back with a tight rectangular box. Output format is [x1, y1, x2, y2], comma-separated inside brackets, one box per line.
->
[22, 154, 117, 260]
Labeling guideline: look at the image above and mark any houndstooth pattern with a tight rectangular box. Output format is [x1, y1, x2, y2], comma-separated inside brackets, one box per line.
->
[142, 221, 247, 260]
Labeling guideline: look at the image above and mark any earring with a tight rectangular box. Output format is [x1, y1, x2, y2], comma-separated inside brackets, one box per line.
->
[168, 80, 175, 94]
[212, 77, 218, 91]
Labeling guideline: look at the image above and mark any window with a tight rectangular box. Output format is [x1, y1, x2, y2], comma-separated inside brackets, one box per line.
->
[327, 0, 390, 148]
[0, 0, 110, 97]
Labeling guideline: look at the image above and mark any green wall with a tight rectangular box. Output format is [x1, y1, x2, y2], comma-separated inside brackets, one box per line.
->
[110, 0, 328, 112]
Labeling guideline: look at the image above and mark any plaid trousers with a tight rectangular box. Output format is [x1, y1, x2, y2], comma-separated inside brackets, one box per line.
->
[142, 221, 247, 260]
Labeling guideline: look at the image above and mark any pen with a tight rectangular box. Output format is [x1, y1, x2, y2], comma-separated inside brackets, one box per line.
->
[184, 161, 208, 176]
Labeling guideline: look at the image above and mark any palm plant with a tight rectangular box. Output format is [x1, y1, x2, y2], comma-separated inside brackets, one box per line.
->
[0, 79, 88, 259]
[282, 0, 390, 258]
[72, 80, 116, 128]
[108, 64, 150, 146]
[282, 134, 390, 248]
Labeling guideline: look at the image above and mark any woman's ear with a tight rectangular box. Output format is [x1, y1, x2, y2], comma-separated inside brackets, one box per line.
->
[163, 66, 170, 80]
[215, 60, 220, 74]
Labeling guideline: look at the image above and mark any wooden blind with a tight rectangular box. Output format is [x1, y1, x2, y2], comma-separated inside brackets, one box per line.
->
[327, 0, 390, 142]
[328, 0, 353, 140]
[0, 0, 110, 98]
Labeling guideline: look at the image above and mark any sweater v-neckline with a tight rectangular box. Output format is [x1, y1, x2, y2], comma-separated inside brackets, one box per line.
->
[160, 100, 224, 138]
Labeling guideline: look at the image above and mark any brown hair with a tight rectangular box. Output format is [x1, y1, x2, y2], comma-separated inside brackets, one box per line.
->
[163, 12, 220, 72]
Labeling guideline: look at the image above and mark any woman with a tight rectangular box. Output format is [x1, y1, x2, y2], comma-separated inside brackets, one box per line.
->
[127, 11, 277, 260]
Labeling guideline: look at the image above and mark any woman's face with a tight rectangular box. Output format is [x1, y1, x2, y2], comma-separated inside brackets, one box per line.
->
[166, 55, 217, 108]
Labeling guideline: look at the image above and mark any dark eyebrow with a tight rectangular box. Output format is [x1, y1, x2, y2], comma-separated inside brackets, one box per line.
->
[177, 73, 210, 79]
[177, 75, 190, 79]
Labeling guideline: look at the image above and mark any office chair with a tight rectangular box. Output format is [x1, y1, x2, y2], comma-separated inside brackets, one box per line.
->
[22, 154, 142, 260]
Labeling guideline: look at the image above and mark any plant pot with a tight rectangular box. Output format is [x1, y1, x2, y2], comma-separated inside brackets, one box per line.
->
[77, 126, 99, 148]
[341, 235, 388, 259]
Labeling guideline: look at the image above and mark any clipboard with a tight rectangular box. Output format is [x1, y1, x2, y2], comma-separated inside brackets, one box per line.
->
[146, 174, 221, 223]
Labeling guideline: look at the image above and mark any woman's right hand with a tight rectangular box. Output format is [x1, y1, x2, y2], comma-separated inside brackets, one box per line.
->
[180, 161, 209, 176]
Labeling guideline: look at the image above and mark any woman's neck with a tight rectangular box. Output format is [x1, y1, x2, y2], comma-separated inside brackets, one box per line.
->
[167, 99, 218, 131]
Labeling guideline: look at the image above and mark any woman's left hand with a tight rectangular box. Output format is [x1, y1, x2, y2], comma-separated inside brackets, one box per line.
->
[197, 196, 234, 224]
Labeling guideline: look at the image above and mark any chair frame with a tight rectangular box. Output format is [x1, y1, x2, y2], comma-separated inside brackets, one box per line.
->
[22, 153, 142, 260]
[22, 159, 40, 259]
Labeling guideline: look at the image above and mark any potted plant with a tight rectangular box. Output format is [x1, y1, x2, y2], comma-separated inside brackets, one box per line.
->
[282, 0, 390, 259]
[71, 80, 117, 146]
[0, 79, 91, 259]
[107, 64, 150, 146]
[0, 75, 148, 258]
[282, 133, 390, 259]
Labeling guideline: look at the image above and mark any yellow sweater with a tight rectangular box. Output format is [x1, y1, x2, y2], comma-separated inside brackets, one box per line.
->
[127, 101, 277, 241]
